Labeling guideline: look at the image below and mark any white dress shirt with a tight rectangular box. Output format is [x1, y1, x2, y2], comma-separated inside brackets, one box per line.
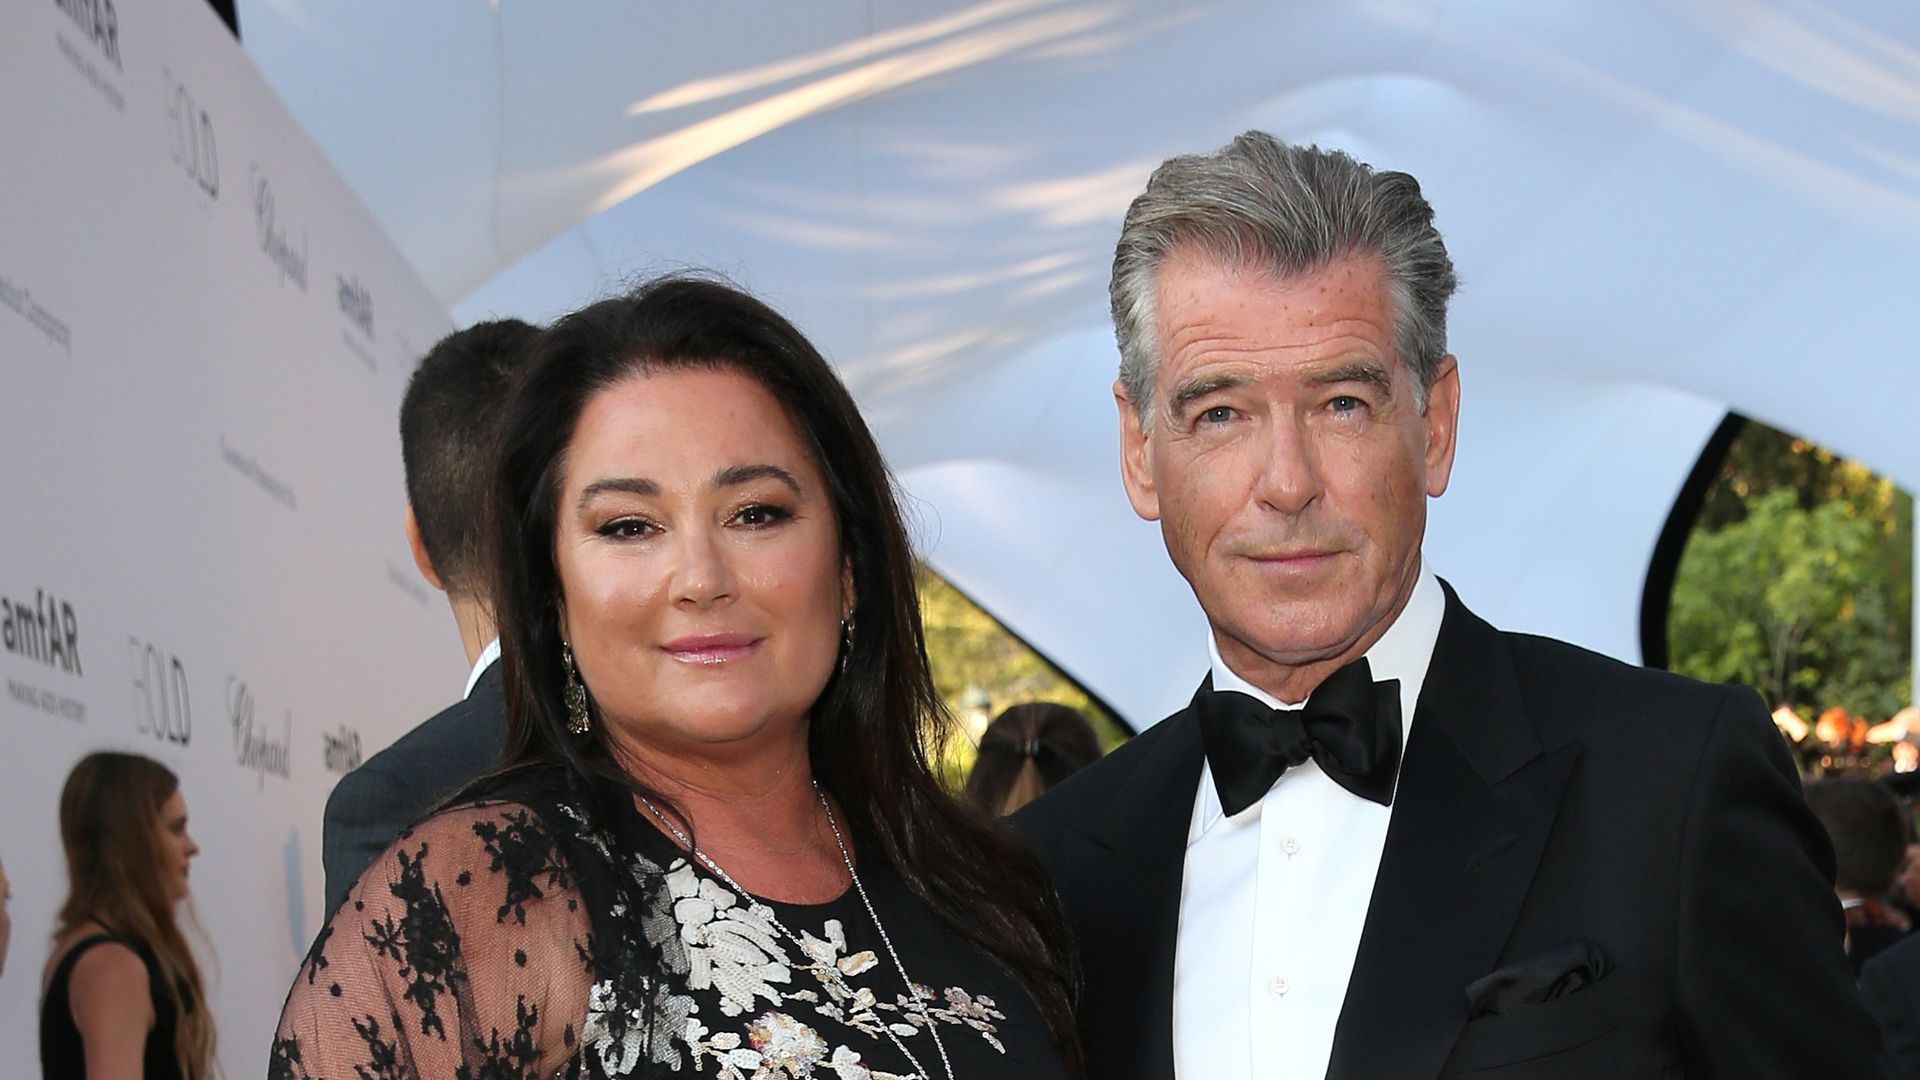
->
[1173, 566, 1445, 1080]
[463, 637, 501, 700]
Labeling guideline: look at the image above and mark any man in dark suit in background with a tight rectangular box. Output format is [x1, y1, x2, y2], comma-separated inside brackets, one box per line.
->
[1863, 930, 1920, 1078]
[1017, 132, 1880, 1077]
[321, 319, 539, 914]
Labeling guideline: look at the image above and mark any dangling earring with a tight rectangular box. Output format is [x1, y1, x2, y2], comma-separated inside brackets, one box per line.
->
[839, 619, 855, 675]
[562, 642, 591, 735]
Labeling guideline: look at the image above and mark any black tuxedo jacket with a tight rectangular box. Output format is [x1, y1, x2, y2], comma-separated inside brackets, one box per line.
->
[1017, 585, 1881, 1078]
[1861, 933, 1920, 1079]
[321, 660, 507, 915]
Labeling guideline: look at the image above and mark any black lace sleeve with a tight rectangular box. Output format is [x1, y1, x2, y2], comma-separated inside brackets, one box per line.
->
[271, 802, 594, 1079]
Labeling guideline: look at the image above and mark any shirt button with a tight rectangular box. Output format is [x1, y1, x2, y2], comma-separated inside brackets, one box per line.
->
[1281, 835, 1301, 856]
[1270, 976, 1291, 997]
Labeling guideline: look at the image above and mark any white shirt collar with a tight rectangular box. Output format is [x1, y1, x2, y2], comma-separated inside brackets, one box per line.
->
[1193, 562, 1446, 839]
[464, 637, 501, 699]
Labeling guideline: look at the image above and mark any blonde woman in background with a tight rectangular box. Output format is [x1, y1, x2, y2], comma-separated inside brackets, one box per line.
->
[40, 751, 212, 1079]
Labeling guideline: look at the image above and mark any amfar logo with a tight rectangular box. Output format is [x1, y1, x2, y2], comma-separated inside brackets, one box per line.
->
[336, 275, 373, 340]
[251, 167, 309, 291]
[3, 587, 82, 676]
[227, 677, 291, 789]
[129, 637, 190, 746]
[322, 724, 362, 774]
[55, 0, 120, 69]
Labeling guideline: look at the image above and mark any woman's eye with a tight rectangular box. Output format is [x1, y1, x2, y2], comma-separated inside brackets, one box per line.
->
[732, 503, 793, 528]
[597, 517, 655, 540]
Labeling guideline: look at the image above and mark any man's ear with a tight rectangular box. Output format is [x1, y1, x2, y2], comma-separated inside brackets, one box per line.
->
[404, 504, 447, 592]
[1422, 355, 1462, 498]
[1115, 380, 1161, 521]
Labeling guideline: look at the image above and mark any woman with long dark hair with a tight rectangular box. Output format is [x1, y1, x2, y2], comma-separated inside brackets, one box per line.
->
[41, 751, 212, 1079]
[275, 274, 1080, 1079]
[963, 704, 1104, 817]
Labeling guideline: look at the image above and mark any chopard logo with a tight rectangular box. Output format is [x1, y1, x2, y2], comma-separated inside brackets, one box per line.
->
[2, 587, 82, 677]
[228, 677, 292, 788]
[129, 637, 190, 745]
[55, 0, 120, 69]
[251, 167, 309, 291]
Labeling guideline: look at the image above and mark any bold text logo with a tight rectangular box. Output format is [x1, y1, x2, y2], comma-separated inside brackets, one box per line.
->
[128, 637, 190, 745]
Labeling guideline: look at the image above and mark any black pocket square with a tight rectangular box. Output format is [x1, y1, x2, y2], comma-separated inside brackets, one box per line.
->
[1465, 940, 1613, 1019]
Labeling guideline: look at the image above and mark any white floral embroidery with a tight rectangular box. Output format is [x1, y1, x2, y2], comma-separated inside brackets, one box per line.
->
[666, 860, 793, 1015]
[584, 973, 698, 1076]
[657, 862, 1010, 1079]
[583, 978, 647, 1076]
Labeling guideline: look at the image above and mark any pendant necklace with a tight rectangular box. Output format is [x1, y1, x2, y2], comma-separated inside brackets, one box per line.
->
[640, 784, 958, 1080]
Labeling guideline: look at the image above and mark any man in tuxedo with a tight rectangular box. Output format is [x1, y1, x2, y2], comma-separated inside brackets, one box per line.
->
[321, 319, 539, 914]
[1016, 133, 1879, 1077]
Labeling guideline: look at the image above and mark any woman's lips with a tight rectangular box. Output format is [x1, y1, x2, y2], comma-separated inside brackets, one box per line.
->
[661, 633, 762, 665]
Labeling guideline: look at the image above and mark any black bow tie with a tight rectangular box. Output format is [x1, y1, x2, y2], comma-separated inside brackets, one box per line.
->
[1195, 657, 1403, 817]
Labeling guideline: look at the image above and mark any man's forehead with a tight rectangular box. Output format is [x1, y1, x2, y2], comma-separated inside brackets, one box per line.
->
[1155, 245, 1392, 301]
[1153, 256, 1396, 381]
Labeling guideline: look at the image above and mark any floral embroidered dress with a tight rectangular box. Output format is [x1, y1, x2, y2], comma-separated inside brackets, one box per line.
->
[271, 769, 1067, 1080]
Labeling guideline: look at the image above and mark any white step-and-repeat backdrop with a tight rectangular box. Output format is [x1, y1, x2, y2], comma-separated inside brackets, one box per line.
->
[2, 0, 464, 1071]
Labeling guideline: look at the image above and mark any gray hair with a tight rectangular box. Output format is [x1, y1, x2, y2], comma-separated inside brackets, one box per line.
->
[1110, 131, 1458, 416]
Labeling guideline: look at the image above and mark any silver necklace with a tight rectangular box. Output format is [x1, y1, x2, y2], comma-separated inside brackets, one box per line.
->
[639, 785, 957, 1080]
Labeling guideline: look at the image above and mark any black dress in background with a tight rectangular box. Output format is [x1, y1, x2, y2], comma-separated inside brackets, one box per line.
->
[272, 767, 1069, 1079]
[40, 932, 185, 1080]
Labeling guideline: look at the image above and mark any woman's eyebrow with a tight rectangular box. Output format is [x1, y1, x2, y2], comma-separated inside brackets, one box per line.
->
[576, 477, 659, 511]
[713, 463, 801, 495]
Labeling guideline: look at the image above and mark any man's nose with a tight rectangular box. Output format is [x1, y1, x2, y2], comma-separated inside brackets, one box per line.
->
[1252, 417, 1324, 515]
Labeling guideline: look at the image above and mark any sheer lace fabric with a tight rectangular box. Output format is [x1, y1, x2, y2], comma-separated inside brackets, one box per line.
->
[271, 783, 1066, 1080]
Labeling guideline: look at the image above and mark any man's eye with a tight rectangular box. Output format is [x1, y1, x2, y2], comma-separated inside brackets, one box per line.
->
[1329, 395, 1364, 414]
[1200, 405, 1235, 425]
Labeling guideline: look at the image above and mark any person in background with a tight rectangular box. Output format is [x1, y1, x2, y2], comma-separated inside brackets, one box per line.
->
[40, 752, 211, 1080]
[274, 275, 1081, 1078]
[321, 318, 541, 914]
[965, 703, 1104, 815]
[1, 852, 12, 979]
[1862, 917, 1920, 1077]
[1807, 778, 1914, 974]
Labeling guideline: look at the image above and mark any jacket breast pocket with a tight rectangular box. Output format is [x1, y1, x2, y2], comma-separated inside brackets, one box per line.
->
[1445, 968, 1635, 1075]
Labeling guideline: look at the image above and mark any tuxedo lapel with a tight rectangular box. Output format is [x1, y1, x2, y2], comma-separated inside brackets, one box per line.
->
[1071, 695, 1205, 1080]
[1327, 586, 1580, 1079]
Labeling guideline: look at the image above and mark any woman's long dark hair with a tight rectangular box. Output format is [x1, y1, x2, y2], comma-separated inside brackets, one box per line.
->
[964, 703, 1104, 816]
[488, 273, 1082, 1074]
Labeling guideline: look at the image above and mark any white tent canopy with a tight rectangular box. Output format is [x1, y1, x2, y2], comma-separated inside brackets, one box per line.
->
[239, 0, 1920, 724]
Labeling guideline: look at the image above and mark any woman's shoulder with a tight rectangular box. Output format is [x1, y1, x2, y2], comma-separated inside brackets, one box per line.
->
[58, 936, 156, 1024]
[343, 793, 590, 928]
[44, 923, 141, 989]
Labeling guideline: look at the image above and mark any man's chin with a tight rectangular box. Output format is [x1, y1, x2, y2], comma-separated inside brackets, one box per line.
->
[1218, 628, 1360, 670]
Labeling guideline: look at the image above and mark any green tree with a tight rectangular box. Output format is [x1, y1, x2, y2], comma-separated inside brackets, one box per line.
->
[1670, 458, 1912, 718]
[914, 564, 1129, 788]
